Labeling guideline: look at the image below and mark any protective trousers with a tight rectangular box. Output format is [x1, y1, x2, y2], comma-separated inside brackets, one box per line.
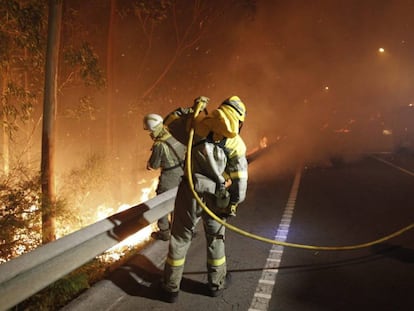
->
[156, 188, 170, 233]
[157, 215, 170, 232]
[156, 168, 183, 232]
[163, 179, 227, 292]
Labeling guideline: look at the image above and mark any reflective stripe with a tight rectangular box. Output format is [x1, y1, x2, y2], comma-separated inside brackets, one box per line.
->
[229, 171, 248, 179]
[223, 172, 230, 180]
[166, 256, 186, 267]
[224, 136, 246, 158]
[207, 256, 226, 266]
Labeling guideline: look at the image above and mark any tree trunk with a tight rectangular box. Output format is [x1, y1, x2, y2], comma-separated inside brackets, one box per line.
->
[1, 74, 10, 175]
[41, 0, 63, 244]
[24, 47, 32, 168]
[106, 0, 116, 157]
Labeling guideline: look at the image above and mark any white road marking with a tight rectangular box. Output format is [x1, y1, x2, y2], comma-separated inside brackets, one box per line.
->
[248, 166, 303, 311]
[372, 155, 414, 177]
[254, 292, 273, 299]
[259, 279, 276, 285]
[269, 249, 283, 254]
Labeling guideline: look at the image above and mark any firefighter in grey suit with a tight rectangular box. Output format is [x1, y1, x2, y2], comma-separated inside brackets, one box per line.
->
[144, 113, 186, 241]
[161, 96, 248, 302]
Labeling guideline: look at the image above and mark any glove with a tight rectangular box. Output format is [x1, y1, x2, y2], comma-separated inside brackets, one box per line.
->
[193, 96, 209, 112]
[215, 185, 230, 209]
[214, 183, 237, 218]
[218, 202, 238, 219]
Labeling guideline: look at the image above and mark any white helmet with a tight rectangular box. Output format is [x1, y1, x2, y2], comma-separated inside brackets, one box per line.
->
[143, 113, 163, 132]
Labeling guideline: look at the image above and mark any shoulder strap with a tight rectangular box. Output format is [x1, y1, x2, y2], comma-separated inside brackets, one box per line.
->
[158, 137, 184, 169]
[193, 132, 230, 157]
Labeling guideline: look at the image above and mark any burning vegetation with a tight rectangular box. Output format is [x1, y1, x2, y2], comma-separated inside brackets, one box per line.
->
[0, 157, 158, 263]
[2, 0, 414, 272]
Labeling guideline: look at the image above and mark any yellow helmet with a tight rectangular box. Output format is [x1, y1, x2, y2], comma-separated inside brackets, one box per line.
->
[220, 96, 246, 122]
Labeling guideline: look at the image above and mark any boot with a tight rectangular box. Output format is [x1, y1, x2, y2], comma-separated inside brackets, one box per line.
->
[208, 273, 232, 297]
[151, 229, 170, 241]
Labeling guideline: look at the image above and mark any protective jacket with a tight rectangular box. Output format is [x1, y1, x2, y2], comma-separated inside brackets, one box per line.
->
[164, 107, 205, 145]
[192, 102, 248, 206]
[147, 128, 186, 194]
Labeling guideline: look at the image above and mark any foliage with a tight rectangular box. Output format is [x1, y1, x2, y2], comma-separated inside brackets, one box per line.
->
[58, 153, 114, 235]
[1, 0, 106, 128]
[132, 0, 172, 23]
[124, 0, 257, 102]
[0, 166, 42, 262]
[0, 0, 46, 144]
[19, 270, 90, 311]
[63, 95, 99, 121]
[0, 0, 47, 68]
[1, 81, 38, 140]
[0, 156, 114, 262]
[0, 0, 46, 85]
[59, 6, 106, 94]
[18, 243, 148, 311]
[63, 42, 106, 89]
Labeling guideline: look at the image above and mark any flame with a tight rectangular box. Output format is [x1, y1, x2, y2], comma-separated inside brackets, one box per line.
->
[140, 178, 159, 202]
[3, 176, 159, 263]
[98, 178, 158, 262]
[260, 136, 268, 149]
[100, 224, 156, 261]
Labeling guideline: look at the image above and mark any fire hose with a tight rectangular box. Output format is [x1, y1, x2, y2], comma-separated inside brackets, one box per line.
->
[184, 102, 414, 251]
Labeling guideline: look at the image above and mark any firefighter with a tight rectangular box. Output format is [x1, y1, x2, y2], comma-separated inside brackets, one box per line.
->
[163, 95, 210, 145]
[143, 113, 186, 241]
[161, 96, 248, 303]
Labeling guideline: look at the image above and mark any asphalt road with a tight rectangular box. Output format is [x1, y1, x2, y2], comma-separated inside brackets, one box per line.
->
[62, 149, 414, 311]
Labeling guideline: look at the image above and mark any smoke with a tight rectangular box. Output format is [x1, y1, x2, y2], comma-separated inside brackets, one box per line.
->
[52, 0, 414, 207]
[195, 0, 413, 169]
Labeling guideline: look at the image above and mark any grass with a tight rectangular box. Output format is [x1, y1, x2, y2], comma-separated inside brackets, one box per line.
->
[14, 242, 150, 311]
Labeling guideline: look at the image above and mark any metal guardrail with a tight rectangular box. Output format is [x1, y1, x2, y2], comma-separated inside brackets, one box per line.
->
[0, 187, 177, 311]
[0, 143, 271, 311]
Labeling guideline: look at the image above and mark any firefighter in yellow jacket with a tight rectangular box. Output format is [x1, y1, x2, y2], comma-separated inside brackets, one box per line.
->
[144, 113, 186, 241]
[161, 96, 248, 302]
